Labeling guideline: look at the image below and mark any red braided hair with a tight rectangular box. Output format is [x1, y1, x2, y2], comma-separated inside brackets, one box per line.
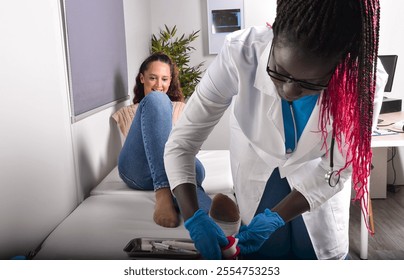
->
[274, 0, 381, 234]
[320, 1, 380, 234]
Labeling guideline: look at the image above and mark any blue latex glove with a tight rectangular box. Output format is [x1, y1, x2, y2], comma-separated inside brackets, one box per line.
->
[184, 209, 229, 259]
[235, 209, 285, 255]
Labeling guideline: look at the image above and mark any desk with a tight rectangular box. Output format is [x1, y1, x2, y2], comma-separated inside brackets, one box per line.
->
[372, 111, 404, 147]
[360, 111, 404, 259]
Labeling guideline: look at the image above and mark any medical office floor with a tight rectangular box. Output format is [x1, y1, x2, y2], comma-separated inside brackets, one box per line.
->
[349, 185, 404, 259]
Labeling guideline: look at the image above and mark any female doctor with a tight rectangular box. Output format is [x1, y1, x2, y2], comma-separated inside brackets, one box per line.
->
[164, 0, 387, 259]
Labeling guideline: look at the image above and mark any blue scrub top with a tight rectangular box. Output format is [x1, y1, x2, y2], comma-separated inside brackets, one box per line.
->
[281, 94, 319, 152]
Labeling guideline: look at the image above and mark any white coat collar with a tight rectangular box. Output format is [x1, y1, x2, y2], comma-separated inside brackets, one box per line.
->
[250, 33, 285, 159]
[253, 35, 277, 98]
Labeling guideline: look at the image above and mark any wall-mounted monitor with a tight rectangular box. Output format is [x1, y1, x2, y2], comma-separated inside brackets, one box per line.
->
[207, 0, 244, 54]
[212, 9, 241, 34]
[378, 55, 398, 92]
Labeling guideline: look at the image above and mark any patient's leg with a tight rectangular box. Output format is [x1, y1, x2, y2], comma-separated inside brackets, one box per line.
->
[118, 91, 179, 227]
[140, 92, 180, 227]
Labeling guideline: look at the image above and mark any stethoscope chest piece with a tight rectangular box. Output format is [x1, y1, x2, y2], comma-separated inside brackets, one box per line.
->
[325, 136, 340, 187]
[325, 169, 340, 187]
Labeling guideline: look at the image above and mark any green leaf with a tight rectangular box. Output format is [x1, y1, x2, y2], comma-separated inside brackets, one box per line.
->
[150, 25, 205, 98]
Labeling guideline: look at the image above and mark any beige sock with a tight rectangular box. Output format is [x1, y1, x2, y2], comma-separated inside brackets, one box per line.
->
[153, 188, 179, 228]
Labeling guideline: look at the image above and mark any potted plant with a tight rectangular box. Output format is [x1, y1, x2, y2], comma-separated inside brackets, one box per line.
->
[151, 25, 204, 99]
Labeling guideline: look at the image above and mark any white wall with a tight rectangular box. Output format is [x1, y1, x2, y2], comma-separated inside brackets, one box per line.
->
[379, 0, 404, 185]
[244, 0, 277, 27]
[379, 0, 404, 100]
[0, 0, 151, 259]
[0, 0, 77, 259]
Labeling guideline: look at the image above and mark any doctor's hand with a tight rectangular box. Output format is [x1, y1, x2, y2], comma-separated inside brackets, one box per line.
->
[235, 209, 285, 255]
[184, 209, 229, 259]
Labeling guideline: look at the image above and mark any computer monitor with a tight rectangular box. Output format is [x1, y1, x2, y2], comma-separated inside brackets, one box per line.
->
[378, 55, 398, 92]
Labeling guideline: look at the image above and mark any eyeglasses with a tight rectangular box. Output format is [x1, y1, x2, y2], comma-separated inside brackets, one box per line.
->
[266, 43, 330, 91]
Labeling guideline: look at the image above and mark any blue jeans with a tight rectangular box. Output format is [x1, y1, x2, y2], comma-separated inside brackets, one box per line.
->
[117, 91, 211, 213]
[243, 168, 317, 260]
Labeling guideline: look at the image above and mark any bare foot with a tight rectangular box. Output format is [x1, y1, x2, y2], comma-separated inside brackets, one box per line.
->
[153, 188, 179, 228]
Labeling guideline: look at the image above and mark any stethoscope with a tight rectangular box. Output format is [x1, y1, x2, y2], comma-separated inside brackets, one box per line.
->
[286, 101, 339, 187]
[325, 136, 340, 187]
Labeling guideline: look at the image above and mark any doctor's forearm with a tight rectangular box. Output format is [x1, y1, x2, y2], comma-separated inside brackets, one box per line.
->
[271, 189, 310, 222]
[172, 183, 199, 221]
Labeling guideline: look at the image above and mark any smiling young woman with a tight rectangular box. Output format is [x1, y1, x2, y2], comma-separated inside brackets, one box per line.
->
[113, 52, 212, 228]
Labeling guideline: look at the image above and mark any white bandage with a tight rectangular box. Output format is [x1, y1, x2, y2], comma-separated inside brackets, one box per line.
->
[221, 236, 240, 259]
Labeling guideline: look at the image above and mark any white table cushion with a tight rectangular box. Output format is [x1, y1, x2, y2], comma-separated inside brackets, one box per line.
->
[34, 150, 235, 259]
[34, 194, 191, 259]
[90, 150, 234, 196]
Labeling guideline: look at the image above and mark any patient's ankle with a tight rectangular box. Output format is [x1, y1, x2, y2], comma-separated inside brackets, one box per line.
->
[154, 188, 179, 228]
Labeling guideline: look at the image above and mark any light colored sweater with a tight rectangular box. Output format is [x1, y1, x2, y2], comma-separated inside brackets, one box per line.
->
[112, 101, 186, 139]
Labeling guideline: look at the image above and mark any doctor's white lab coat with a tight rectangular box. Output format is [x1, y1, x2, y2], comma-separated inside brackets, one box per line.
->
[164, 26, 387, 259]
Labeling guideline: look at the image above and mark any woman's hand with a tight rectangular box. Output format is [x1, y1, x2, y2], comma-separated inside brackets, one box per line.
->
[235, 209, 285, 254]
[184, 209, 229, 259]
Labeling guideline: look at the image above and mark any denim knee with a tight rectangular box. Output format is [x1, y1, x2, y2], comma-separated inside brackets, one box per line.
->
[141, 91, 171, 109]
